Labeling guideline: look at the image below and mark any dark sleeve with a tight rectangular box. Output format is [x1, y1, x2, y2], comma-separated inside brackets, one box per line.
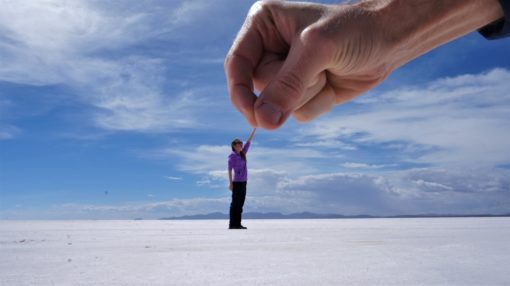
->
[479, 0, 510, 40]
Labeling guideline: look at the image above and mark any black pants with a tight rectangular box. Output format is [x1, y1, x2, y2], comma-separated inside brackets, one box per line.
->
[229, 181, 247, 227]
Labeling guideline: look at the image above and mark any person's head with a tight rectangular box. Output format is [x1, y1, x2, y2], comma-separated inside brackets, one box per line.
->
[231, 138, 246, 161]
[231, 139, 243, 152]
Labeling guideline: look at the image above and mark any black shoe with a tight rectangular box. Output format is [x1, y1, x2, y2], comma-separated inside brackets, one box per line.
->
[229, 225, 247, 229]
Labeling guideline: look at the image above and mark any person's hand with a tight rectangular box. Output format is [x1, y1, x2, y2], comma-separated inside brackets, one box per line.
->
[224, 0, 504, 130]
[229, 182, 233, 191]
[225, 0, 391, 130]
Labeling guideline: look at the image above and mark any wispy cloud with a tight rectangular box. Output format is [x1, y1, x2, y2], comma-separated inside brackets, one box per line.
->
[292, 139, 356, 150]
[0, 1, 152, 85]
[160, 143, 333, 177]
[0, 124, 20, 140]
[0, 0, 241, 133]
[342, 162, 390, 169]
[4, 167, 507, 219]
[165, 176, 183, 181]
[170, 0, 213, 26]
[253, 167, 510, 215]
[299, 68, 510, 167]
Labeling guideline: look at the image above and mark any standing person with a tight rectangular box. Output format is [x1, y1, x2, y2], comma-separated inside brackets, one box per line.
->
[228, 128, 257, 229]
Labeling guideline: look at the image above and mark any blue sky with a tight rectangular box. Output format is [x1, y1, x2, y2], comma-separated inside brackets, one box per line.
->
[0, 0, 509, 219]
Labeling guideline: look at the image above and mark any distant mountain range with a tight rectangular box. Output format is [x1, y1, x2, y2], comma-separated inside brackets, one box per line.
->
[157, 211, 510, 220]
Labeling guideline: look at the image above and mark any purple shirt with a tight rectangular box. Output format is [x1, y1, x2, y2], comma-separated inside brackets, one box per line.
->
[228, 141, 250, 182]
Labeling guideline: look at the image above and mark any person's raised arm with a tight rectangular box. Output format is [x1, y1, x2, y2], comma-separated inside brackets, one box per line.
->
[246, 128, 257, 143]
[225, 0, 505, 130]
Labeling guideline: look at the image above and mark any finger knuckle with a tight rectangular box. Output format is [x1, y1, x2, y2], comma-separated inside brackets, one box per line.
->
[249, 0, 279, 18]
[275, 71, 304, 100]
[300, 23, 336, 55]
[293, 109, 314, 123]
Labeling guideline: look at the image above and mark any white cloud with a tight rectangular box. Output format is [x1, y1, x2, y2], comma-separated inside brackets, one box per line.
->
[271, 168, 510, 215]
[6, 167, 506, 219]
[0, 1, 152, 85]
[0, 124, 20, 140]
[162, 142, 331, 177]
[300, 68, 510, 167]
[274, 172, 394, 215]
[170, 0, 213, 26]
[412, 179, 453, 192]
[166, 176, 183, 181]
[0, 0, 236, 133]
[292, 139, 356, 150]
[342, 162, 389, 169]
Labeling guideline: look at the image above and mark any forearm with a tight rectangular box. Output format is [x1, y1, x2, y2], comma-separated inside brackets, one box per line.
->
[368, 0, 504, 70]
[247, 128, 256, 142]
[228, 171, 233, 184]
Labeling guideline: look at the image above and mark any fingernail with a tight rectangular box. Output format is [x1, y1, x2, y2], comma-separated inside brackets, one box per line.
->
[256, 102, 282, 126]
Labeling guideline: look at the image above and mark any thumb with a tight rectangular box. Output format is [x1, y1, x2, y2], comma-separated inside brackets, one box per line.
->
[254, 36, 328, 130]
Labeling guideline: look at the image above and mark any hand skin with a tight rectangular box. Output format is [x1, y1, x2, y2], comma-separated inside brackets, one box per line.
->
[224, 0, 504, 130]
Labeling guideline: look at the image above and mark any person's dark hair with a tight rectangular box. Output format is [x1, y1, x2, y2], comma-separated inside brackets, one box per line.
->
[231, 139, 246, 161]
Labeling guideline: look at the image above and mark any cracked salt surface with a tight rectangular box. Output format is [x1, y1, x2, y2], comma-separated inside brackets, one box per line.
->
[1, 218, 509, 286]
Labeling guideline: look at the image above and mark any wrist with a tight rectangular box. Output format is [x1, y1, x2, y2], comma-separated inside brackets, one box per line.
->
[368, 0, 504, 70]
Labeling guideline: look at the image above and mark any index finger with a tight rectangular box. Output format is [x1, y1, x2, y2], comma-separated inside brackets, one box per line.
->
[224, 4, 266, 127]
